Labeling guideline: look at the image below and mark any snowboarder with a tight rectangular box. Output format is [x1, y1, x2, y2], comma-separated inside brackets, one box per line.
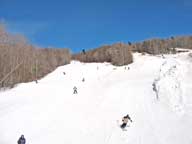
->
[17, 135, 26, 144]
[73, 86, 77, 94]
[120, 114, 132, 129]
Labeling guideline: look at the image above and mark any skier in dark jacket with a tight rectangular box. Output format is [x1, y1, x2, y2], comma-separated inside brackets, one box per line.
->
[73, 86, 77, 94]
[120, 114, 133, 129]
[17, 135, 26, 144]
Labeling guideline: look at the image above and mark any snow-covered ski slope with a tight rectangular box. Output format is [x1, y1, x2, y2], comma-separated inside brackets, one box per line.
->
[0, 52, 192, 144]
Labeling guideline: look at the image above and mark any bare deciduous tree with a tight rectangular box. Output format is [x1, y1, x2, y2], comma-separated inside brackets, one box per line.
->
[0, 25, 71, 88]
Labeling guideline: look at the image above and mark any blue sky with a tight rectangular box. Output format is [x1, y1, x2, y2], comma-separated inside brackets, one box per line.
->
[0, 0, 192, 53]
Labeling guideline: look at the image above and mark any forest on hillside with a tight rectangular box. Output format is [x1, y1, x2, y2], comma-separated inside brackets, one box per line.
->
[72, 35, 192, 64]
[0, 25, 70, 88]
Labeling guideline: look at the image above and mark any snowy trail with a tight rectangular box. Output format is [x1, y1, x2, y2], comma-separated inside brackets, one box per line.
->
[0, 52, 192, 144]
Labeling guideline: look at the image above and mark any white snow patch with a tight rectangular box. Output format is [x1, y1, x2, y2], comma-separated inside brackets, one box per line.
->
[154, 58, 184, 113]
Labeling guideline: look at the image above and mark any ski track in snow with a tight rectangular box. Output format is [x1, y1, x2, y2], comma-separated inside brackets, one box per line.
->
[0, 52, 192, 144]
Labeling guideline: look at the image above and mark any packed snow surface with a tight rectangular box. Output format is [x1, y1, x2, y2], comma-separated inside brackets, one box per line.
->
[0, 52, 192, 144]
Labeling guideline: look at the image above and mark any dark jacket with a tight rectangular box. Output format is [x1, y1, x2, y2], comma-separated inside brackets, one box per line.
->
[122, 114, 132, 123]
[17, 136, 26, 144]
[73, 87, 77, 90]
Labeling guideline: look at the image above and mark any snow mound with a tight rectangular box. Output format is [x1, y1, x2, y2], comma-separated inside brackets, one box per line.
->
[154, 58, 184, 113]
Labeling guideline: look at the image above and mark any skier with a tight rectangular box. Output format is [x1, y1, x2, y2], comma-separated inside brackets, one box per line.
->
[82, 49, 86, 55]
[73, 86, 77, 94]
[120, 114, 133, 129]
[17, 135, 26, 144]
[82, 78, 85, 82]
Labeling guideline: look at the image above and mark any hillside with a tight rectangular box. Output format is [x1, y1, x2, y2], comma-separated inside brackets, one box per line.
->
[0, 51, 192, 144]
[72, 35, 192, 63]
[1, 24, 192, 88]
[0, 25, 71, 88]
[72, 43, 133, 66]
